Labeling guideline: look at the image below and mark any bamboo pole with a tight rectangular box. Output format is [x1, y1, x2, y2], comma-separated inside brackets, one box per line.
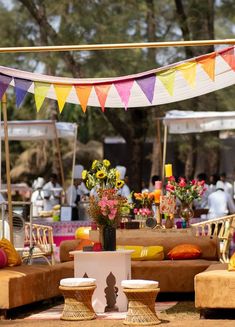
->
[1, 93, 13, 243]
[162, 124, 168, 181]
[69, 124, 78, 206]
[53, 121, 65, 191]
[156, 119, 162, 177]
[0, 39, 234, 53]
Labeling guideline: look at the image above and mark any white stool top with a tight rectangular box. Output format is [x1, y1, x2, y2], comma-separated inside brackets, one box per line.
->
[60, 278, 96, 287]
[121, 279, 159, 289]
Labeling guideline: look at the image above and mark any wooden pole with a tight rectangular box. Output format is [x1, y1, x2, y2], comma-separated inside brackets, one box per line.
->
[0, 39, 233, 53]
[69, 125, 78, 206]
[162, 124, 168, 182]
[2, 93, 13, 243]
[156, 119, 162, 177]
[53, 122, 65, 191]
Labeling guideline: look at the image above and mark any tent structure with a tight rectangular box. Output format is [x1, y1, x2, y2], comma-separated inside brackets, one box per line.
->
[0, 46, 235, 113]
[162, 110, 235, 177]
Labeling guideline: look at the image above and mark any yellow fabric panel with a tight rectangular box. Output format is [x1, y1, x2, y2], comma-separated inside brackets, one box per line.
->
[228, 252, 235, 271]
[117, 245, 164, 261]
[0, 238, 21, 266]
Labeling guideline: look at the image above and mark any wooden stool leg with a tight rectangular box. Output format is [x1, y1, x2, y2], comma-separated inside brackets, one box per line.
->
[60, 286, 96, 321]
[123, 288, 160, 326]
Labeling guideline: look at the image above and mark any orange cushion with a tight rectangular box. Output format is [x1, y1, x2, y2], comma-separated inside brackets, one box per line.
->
[167, 244, 201, 260]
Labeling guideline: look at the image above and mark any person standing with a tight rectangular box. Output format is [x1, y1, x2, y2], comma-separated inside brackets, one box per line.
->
[207, 181, 235, 219]
[66, 165, 89, 206]
[220, 172, 233, 198]
[42, 173, 62, 211]
[116, 165, 132, 202]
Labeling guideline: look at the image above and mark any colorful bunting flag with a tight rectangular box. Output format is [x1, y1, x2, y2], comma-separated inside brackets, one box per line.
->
[136, 74, 156, 103]
[196, 53, 216, 81]
[75, 85, 93, 113]
[219, 47, 235, 71]
[53, 84, 72, 113]
[114, 80, 134, 110]
[0, 74, 12, 99]
[34, 82, 51, 112]
[157, 69, 176, 96]
[94, 84, 112, 112]
[177, 61, 197, 88]
[14, 78, 32, 108]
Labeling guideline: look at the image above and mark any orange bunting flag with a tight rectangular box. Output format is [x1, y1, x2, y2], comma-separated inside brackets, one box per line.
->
[177, 61, 197, 88]
[219, 47, 235, 71]
[196, 53, 216, 81]
[53, 84, 72, 113]
[75, 85, 92, 113]
[157, 69, 176, 96]
[94, 84, 112, 112]
[34, 82, 51, 112]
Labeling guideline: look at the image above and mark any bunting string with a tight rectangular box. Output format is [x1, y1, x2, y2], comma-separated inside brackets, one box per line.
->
[0, 46, 235, 112]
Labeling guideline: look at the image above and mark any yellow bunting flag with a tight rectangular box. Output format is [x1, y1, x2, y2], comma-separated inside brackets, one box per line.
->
[75, 85, 92, 113]
[177, 61, 197, 88]
[196, 53, 216, 81]
[34, 82, 51, 112]
[53, 84, 72, 113]
[94, 84, 112, 112]
[157, 69, 176, 96]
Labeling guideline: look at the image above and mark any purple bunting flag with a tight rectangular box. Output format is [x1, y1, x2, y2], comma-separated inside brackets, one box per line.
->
[14, 78, 32, 108]
[0, 74, 12, 99]
[136, 74, 156, 103]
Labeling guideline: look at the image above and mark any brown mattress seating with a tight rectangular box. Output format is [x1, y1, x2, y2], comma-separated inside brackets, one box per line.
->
[195, 263, 235, 309]
[0, 261, 74, 310]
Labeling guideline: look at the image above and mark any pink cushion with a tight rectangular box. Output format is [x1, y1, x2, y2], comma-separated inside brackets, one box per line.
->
[0, 248, 8, 268]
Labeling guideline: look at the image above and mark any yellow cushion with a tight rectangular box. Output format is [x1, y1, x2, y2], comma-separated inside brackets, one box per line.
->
[0, 238, 21, 266]
[117, 245, 164, 261]
[228, 252, 235, 271]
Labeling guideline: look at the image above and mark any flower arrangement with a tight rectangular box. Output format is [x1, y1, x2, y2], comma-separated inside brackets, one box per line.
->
[82, 159, 124, 190]
[89, 188, 127, 226]
[166, 176, 206, 204]
[133, 192, 154, 217]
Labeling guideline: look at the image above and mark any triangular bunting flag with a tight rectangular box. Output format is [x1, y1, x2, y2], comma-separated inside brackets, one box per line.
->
[34, 82, 51, 112]
[157, 69, 176, 96]
[219, 47, 235, 71]
[177, 61, 197, 88]
[75, 85, 92, 113]
[136, 74, 156, 103]
[114, 80, 134, 110]
[0, 74, 12, 99]
[196, 53, 216, 81]
[94, 84, 111, 112]
[14, 78, 32, 108]
[53, 84, 72, 113]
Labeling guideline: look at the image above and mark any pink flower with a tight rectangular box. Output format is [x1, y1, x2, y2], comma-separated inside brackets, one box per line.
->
[168, 176, 175, 182]
[178, 178, 186, 187]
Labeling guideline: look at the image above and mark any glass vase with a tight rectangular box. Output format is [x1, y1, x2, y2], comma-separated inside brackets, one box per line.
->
[103, 225, 116, 251]
[179, 202, 194, 227]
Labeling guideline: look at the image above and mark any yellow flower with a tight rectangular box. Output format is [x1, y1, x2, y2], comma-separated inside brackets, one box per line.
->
[116, 170, 120, 179]
[103, 159, 110, 167]
[92, 160, 98, 170]
[82, 170, 87, 180]
[96, 170, 106, 179]
[116, 180, 124, 189]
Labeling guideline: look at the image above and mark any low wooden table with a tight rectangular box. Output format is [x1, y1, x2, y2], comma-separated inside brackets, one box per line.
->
[70, 250, 133, 313]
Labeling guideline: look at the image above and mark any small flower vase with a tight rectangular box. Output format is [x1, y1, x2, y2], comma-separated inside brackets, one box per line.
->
[103, 225, 116, 251]
[179, 202, 194, 227]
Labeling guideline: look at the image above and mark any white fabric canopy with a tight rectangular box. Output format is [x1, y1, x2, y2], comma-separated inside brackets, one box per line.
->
[0, 120, 77, 140]
[163, 110, 235, 134]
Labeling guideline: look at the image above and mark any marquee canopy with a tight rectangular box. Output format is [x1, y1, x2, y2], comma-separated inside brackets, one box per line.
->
[163, 110, 235, 134]
[0, 46, 235, 112]
[0, 120, 77, 141]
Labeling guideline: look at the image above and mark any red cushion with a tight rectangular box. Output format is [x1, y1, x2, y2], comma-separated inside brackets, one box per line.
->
[167, 244, 201, 260]
[0, 248, 8, 268]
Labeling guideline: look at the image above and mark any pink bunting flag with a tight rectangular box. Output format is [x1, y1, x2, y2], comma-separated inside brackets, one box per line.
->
[94, 84, 111, 112]
[114, 79, 134, 110]
[219, 47, 235, 71]
[136, 74, 156, 103]
[0, 74, 12, 99]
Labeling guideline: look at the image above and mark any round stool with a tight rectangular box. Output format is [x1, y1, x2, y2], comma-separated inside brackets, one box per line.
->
[59, 278, 96, 321]
[121, 279, 160, 326]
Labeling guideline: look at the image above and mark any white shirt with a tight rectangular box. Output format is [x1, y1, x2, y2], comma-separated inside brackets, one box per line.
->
[42, 181, 61, 211]
[118, 184, 132, 203]
[207, 189, 235, 219]
[194, 183, 210, 209]
[66, 182, 89, 206]
[223, 181, 233, 198]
